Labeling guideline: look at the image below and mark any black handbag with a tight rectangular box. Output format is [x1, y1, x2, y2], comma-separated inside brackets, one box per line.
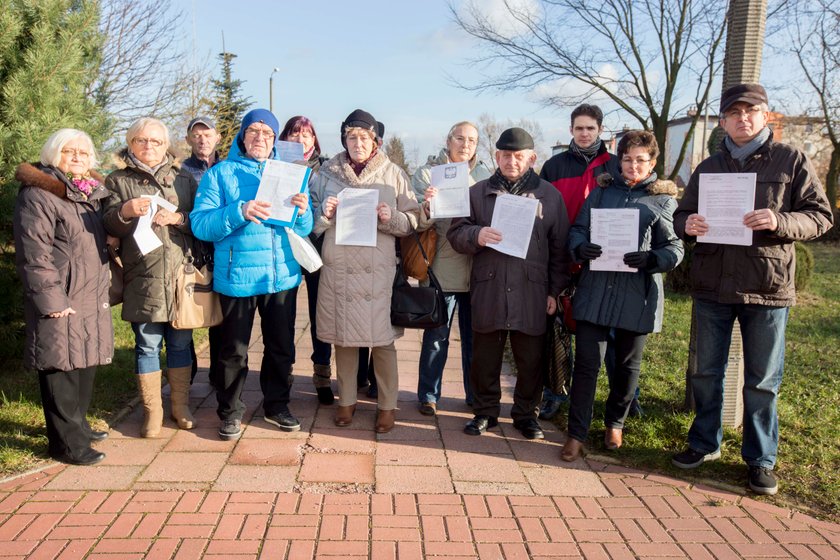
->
[390, 230, 447, 329]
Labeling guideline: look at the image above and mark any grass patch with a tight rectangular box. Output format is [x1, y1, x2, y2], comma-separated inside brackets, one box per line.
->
[0, 304, 208, 478]
[555, 242, 839, 520]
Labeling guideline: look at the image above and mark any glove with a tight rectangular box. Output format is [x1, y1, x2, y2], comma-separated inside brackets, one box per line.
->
[623, 251, 657, 270]
[577, 242, 602, 261]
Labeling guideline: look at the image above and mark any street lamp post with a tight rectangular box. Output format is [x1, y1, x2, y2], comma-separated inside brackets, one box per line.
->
[269, 67, 279, 113]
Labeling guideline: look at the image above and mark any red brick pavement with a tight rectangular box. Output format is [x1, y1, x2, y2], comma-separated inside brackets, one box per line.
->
[0, 286, 837, 559]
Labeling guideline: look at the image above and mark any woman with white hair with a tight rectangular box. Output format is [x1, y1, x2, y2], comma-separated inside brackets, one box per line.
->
[13, 129, 113, 465]
[103, 117, 199, 438]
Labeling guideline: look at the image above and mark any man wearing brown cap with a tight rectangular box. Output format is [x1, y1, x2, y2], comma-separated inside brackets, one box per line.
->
[448, 128, 570, 440]
[671, 84, 833, 495]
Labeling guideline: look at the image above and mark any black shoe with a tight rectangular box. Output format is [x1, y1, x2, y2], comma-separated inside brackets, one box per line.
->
[88, 430, 109, 442]
[464, 415, 498, 436]
[366, 384, 378, 399]
[316, 386, 335, 405]
[514, 418, 545, 440]
[50, 448, 105, 466]
[748, 466, 778, 495]
[219, 418, 242, 441]
[671, 447, 721, 469]
[265, 409, 301, 432]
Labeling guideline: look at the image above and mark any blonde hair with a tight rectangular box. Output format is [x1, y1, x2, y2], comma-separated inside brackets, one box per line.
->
[125, 117, 170, 149]
[40, 129, 98, 169]
[343, 127, 376, 141]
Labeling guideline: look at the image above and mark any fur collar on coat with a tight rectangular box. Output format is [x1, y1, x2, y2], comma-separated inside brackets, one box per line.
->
[596, 172, 678, 197]
[321, 150, 391, 186]
[15, 162, 106, 200]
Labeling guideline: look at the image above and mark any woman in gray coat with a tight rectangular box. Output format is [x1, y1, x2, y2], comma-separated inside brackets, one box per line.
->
[13, 129, 113, 466]
[562, 130, 683, 461]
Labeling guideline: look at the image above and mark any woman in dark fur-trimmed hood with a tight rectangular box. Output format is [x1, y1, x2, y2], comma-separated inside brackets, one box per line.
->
[13, 128, 114, 467]
[561, 130, 684, 462]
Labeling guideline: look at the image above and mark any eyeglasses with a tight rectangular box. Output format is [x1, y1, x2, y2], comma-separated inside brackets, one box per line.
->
[61, 148, 91, 159]
[245, 128, 276, 139]
[451, 136, 478, 145]
[724, 106, 764, 119]
[621, 157, 652, 166]
[132, 137, 165, 147]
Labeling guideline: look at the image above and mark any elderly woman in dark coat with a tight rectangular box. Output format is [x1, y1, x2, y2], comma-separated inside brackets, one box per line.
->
[13, 129, 113, 466]
[561, 130, 683, 461]
[103, 117, 198, 439]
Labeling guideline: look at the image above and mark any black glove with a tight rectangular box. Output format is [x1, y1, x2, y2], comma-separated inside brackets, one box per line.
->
[623, 251, 657, 270]
[577, 242, 602, 261]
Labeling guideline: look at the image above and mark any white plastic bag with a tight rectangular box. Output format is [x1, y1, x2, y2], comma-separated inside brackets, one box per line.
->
[285, 227, 323, 273]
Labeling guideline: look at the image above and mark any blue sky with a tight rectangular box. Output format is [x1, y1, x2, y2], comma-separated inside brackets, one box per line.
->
[180, 0, 575, 164]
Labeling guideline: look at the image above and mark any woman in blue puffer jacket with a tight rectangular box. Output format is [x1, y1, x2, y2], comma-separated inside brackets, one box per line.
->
[191, 109, 313, 442]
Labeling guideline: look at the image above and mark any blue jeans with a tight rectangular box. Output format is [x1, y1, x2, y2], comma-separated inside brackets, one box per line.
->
[132, 322, 194, 374]
[417, 292, 473, 404]
[688, 300, 789, 468]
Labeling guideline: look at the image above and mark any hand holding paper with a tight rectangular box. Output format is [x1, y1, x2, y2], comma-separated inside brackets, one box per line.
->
[478, 227, 502, 246]
[242, 200, 272, 224]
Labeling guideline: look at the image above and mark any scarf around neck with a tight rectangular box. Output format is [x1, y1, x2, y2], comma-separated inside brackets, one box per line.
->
[492, 168, 535, 196]
[724, 127, 771, 166]
[569, 138, 602, 164]
[127, 150, 167, 177]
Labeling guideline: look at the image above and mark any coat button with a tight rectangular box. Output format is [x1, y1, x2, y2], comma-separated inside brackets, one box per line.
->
[346, 296, 352, 302]
[102, 303, 109, 309]
[105, 358, 112, 363]
[506, 323, 511, 328]
[347, 267, 353, 274]
[365, 295, 371, 301]
[506, 287, 512, 292]
[365, 267, 372, 273]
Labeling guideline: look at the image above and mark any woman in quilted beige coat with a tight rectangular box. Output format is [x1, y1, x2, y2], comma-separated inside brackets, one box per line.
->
[310, 109, 420, 433]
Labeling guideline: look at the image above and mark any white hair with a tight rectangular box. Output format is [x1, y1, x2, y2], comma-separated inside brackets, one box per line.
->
[720, 101, 770, 120]
[125, 117, 170, 148]
[40, 129, 98, 169]
[446, 121, 479, 142]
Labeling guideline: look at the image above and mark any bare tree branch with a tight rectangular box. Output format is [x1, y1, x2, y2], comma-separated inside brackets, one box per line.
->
[449, 0, 727, 179]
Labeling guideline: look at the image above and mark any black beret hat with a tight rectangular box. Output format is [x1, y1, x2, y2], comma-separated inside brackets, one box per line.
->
[720, 83, 769, 113]
[496, 127, 534, 151]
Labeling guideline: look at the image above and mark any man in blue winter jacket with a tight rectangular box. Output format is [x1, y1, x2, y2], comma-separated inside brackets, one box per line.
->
[191, 109, 313, 441]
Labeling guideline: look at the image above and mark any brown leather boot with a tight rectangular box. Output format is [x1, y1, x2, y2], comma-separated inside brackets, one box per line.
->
[375, 409, 395, 434]
[604, 428, 623, 450]
[334, 404, 356, 427]
[167, 366, 196, 430]
[137, 371, 163, 438]
[561, 437, 586, 462]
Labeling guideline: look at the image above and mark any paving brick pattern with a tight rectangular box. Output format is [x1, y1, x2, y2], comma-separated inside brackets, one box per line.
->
[1, 286, 838, 558]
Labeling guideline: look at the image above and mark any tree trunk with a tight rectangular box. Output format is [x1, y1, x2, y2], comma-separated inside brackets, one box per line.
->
[826, 143, 839, 210]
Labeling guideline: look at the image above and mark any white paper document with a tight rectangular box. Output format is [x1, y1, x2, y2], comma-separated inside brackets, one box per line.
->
[132, 195, 180, 256]
[488, 194, 539, 259]
[335, 188, 378, 247]
[275, 140, 305, 163]
[255, 160, 311, 227]
[698, 173, 756, 246]
[429, 161, 470, 219]
[589, 208, 640, 272]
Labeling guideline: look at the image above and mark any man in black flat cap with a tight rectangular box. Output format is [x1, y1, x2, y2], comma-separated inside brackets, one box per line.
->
[671, 83, 833, 495]
[448, 128, 570, 439]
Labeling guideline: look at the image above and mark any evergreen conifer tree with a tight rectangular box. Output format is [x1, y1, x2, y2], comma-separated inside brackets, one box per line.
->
[209, 51, 253, 157]
[0, 0, 110, 245]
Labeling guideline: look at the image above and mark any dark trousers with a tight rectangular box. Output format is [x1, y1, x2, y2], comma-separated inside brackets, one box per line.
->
[471, 330, 545, 422]
[38, 366, 96, 459]
[304, 268, 332, 367]
[567, 321, 647, 442]
[214, 289, 297, 421]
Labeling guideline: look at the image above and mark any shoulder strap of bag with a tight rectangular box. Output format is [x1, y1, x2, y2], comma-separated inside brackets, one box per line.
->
[410, 229, 432, 269]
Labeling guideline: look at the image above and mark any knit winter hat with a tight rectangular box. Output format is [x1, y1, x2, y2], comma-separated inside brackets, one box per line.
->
[237, 109, 280, 143]
[341, 109, 378, 149]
